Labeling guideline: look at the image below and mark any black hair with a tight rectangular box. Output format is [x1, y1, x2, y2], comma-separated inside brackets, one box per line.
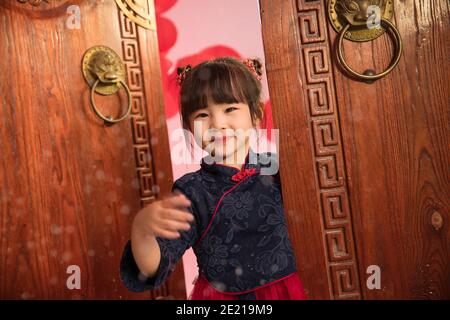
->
[178, 56, 264, 131]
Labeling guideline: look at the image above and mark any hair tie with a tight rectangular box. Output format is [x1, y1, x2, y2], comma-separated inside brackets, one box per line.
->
[242, 58, 262, 81]
[177, 65, 192, 86]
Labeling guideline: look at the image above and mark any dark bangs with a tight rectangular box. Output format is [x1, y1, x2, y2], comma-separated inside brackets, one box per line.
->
[179, 57, 262, 131]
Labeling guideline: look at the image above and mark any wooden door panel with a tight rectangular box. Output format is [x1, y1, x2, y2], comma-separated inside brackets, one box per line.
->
[329, 0, 450, 299]
[0, 0, 185, 299]
[261, 0, 362, 299]
[260, 0, 449, 299]
[260, 0, 335, 299]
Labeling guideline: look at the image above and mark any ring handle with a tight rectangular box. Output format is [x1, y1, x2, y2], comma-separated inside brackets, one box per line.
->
[337, 19, 403, 82]
[90, 79, 132, 124]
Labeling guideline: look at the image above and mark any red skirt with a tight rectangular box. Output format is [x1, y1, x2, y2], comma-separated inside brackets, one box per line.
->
[189, 272, 307, 300]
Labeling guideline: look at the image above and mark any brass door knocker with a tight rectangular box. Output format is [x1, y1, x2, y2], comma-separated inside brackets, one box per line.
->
[328, 0, 403, 82]
[82, 46, 132, 124]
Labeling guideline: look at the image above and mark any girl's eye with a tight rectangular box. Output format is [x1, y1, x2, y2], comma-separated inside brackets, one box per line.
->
[195, 113, 209, 119]
[225, 107, 237, 113]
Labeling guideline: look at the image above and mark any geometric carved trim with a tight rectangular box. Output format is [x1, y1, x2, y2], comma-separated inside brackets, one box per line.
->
[303, 46, 330, 83]
[312, 118, 339, 155]
[321, 190, 350, 228]
[325, 226, 354, 261]
[307, 81, 334, 116]
[117, 5, 157, 202]
[317, 157, 344, 188]
[296, 6, 326, 43]
[117, 4, 162, 298]
[330, 263, 361, 299]
[296, 0, 361, 299]
[115, 0, 156, 30]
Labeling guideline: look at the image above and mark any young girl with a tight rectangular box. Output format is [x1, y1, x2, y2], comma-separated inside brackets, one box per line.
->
[120, 57, 306, 300]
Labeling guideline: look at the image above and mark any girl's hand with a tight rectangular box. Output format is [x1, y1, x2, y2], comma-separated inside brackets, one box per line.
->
[132, 192, 194, 240]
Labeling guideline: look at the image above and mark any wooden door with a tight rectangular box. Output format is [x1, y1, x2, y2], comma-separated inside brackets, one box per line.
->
[260, 0, 449, 299]
[0, 0, 185, 299]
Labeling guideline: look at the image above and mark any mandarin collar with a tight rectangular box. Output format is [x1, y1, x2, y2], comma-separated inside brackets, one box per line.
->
[200, 148, 260, 177]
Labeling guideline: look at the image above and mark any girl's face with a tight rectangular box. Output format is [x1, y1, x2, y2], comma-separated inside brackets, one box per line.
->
[188, 102, 259, 164]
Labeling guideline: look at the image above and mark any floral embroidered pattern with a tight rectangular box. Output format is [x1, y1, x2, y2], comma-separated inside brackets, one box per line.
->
[254, 195, 295, 276]
[197, 235, 229, 278]
[196, 169, 297, 292]
[222, 191, 254, 220]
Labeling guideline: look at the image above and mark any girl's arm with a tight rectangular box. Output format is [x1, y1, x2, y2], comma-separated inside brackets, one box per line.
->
[130, 223, 161, 278]
[130, 193, 192, 277]
[120, 191, 197, 292]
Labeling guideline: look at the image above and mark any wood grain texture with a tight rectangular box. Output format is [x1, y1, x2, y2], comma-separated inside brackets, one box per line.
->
[328, 0, 450, 299]
[0, 0, 185, 299]
[261, 0, 449, 299]
[261, 0, 338, 299]
[261, 0, 362, 300]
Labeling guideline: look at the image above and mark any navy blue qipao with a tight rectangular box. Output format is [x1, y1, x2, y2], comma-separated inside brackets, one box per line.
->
[119, 149, 299, 298]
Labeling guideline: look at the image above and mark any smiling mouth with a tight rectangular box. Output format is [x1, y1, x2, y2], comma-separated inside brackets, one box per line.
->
[212, 136, 233, 143]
